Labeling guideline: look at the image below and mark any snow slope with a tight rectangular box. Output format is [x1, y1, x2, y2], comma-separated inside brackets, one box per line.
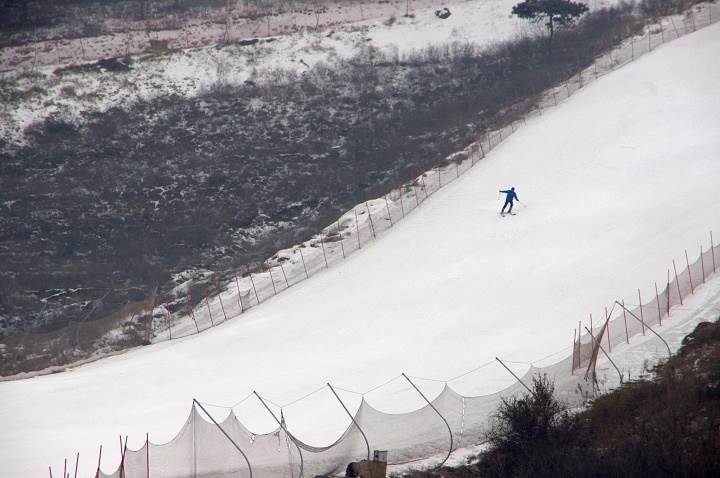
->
[3, 19, 720, 478]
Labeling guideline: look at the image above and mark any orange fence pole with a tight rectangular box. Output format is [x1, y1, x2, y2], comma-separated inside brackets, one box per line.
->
[654, 282, 662, 326]
[673, 260, 683, 305]
[622, 299, 629, 344]
[637, 289, 645, 335]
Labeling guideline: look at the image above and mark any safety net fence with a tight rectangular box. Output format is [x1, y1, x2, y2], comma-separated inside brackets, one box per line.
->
[151, 2, 719, 345]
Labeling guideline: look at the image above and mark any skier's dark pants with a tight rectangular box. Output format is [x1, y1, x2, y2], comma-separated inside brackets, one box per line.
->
[501, 200, 514, 214]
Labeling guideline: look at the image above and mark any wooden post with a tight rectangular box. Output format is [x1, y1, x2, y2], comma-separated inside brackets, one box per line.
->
[673, 260, 683, 305]
[365, 202, 376, 238]
[204, 291, 214, 325]
[638, 289, 645, 335]
[354, 208, 362, 249]
[685, 249, 694, 294]
[700, 245, 706, 283]
[49, 467, 53, 478]
[74, 452, 79, 478]
[267, 268, 278, 295]
[298, 248, 309, 279]
[249, 274, 260, 305]
[589, 313, 593, 336]
[234, 274, 244, 312]
[384, 195, 393, 226]
[622, 299, 629, 343]
[63, 459, 67, 478]
[655, 282, 662, 326]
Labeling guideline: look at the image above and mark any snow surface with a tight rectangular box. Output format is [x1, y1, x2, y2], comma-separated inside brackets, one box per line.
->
[3, 17, 720, 478]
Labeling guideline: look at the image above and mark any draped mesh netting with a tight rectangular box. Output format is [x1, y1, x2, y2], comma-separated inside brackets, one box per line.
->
[100, 358, 597, 477]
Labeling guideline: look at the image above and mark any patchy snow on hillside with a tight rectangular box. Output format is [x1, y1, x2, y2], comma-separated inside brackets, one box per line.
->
[0, 0, 622, 147]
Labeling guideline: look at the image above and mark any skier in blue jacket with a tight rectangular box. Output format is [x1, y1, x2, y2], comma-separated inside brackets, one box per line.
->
[499, 187, 518, 215]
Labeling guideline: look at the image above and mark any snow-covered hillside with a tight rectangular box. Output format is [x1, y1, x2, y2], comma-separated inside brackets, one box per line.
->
[2, 14, 719, 477]
[1, 0, 624, 147]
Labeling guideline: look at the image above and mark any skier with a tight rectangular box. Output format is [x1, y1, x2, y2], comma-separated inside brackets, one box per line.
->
[499, 187, 518, 215]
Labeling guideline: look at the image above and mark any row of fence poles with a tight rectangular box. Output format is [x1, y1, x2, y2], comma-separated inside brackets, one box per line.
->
[573, 230, 717, 378]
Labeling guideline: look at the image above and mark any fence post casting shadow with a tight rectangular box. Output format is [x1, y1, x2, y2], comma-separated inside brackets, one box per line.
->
[614, 301, 672, 360]
[253, 392, 304, 477]
[193, 399, 253, 478]
[401, 373, 453, 467]
[326, 383, 371, 462]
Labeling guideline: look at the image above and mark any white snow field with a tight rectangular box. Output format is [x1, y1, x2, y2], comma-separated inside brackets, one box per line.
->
[3, 19, 720, 478]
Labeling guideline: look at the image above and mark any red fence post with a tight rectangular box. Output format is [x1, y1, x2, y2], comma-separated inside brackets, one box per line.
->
[337, 221, 346, 258]
[712, 231, 717, 273]
[638, 289, 645, 335]
[249, 274, 260, 305]
[319, 235, 329, 268]
[685, 249, 694, 294]
[267, 268, 278, 295]
[577, 319, 582, 366]
[397, 182, 406, 217]
[204, 290, 215, 325]
[234, 274, 244, 312]
[279, 262, 290, 287]
[384, 195, 393, 226]
[655, 282, 662, 326]
[215, 282, 228, 321]
[571, 328, 576, 374]
[622, 300, 629, 344]
[365, 202, 376, 238]
[299, 248, 309, 279]
[354, 208, 362, 249]
[187, 296, 200, 333]
[673, 259, 683, 305]
[605, 307, 611, 353]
